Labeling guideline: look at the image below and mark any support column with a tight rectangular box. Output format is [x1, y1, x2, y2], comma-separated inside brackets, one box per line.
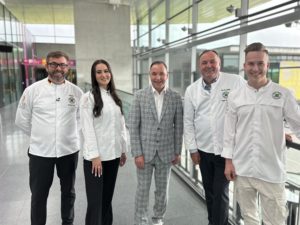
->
[74, 0, 132, 92]
[238, 0, 249, 78]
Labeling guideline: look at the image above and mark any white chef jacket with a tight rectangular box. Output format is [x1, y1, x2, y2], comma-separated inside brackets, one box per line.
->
[222, 81, 300, 183]
[184, 72, 245, 155]
[80, 89, 128, 161]
[15, 78, 83, 157]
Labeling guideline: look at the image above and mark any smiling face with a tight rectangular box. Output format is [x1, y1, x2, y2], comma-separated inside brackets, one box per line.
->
[95, 63, 111, 89]
[199, 51, 221, 84]
[149, 63, 168, 93]
[244, 51, 269, 84]
[46, 56, 69, 84]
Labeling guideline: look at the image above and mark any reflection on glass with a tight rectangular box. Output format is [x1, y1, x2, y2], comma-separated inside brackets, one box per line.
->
[169, 9, 192, 44]
[151, 1, 165, 29]
[169, 48, 191, 95]
[151, 25, 166, 48]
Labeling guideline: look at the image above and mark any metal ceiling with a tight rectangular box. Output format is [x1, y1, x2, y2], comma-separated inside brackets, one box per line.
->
[3, 0, 272, 25]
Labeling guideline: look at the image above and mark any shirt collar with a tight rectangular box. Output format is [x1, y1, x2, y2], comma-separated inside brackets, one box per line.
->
[100, 87, 109, 92]
[48, 78, 65, 85]
[247, 79, 271, 91]
[201, 73, 219, 91]
[151, 84, 167, 95]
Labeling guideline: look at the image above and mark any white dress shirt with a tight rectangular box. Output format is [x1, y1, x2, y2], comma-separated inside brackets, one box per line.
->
[15, 78, 83, 157]
[151, 85, 166, 122]
[222, 81, 300, 183]
[80, 89, 128, 161]
[184, 72, 245, 155]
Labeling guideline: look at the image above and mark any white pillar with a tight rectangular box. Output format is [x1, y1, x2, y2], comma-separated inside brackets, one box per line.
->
[74, 0, 132, 92]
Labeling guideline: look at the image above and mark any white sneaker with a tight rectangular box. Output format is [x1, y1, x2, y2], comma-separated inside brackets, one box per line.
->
[152, 220, 163, 225]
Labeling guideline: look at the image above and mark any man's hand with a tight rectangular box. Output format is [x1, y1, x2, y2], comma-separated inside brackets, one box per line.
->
[135, 155, 145, 169]
[285, 133, 293, 142]
[119, 153, 127, 167]
[91, 157, 102, 177]
[224, 159, 236, 181]
[190, 152, 200, 165]
[172, 154, 181, 165]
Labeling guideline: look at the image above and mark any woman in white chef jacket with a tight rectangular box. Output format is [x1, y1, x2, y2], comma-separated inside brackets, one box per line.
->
[80, 59, 127, 225]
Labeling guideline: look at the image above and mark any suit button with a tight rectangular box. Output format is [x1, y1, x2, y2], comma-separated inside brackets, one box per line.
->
[157, 127, 160, 130]
[156, 140, 159, 143]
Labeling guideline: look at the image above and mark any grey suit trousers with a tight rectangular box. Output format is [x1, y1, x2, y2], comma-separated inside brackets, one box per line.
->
[134, 153, 171, 225]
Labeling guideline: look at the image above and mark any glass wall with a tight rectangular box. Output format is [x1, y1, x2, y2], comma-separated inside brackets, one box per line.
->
[169, 48, 191, 95]
[132, 0, 300, 224]
[0, 3, 32, 108]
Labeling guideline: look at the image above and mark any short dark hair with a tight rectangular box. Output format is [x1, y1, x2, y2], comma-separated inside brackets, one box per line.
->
[150, 61, 167, 70]
[244, 42, 269, 56]
[198, 49, 220, 60]
[46, 51, 69, 63]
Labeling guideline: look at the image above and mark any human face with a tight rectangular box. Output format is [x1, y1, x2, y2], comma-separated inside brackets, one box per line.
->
[244, 51, 269, 83]
[150, 63, 168, 93]
[95, 63, 111, 89]
[46, 56, 69, 84]
[199, 51, 221, 84]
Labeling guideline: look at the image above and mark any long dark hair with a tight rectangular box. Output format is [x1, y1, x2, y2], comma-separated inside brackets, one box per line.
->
[91, 59, 123, 117]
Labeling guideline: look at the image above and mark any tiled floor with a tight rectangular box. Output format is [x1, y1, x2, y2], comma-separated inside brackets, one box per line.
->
[0, 103, 209, 225]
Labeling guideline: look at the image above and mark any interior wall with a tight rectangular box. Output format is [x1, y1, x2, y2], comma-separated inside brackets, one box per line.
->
[74, 0, 132, 93]
[33, 43, 75, 59]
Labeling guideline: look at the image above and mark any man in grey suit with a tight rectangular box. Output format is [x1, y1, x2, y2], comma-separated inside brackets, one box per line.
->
[129, 61, 183, 225]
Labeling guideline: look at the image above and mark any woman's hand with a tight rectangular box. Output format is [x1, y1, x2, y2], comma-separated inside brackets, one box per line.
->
[119, 153, 127, 167]
[91, 157, 102, 177]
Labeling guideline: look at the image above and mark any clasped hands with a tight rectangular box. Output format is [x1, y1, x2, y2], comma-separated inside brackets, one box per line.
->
[134, 154, 181, 169]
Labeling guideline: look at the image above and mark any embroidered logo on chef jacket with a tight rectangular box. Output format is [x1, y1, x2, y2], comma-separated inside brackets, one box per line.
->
[221, 89, 230, 101]
[68, 95, 76, 106]
[272, 91, 282, 99]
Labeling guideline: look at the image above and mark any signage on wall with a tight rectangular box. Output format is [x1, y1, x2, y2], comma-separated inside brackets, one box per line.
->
[23, 58, 76, 67]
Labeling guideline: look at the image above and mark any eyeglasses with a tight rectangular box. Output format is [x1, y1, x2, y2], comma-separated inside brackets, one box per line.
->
[48, 62, 69, 69]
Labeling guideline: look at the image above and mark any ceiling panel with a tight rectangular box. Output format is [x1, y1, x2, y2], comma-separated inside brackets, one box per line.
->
[3, 0, 274, 25]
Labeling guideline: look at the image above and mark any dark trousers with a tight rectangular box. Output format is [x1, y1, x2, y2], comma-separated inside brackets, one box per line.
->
[29, 151, 78, 225]
[84, 158, 120, 225]
[199, 150, 229, 225]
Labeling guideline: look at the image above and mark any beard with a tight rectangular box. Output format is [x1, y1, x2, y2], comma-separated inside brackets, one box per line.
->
[48, 70, 66, 83]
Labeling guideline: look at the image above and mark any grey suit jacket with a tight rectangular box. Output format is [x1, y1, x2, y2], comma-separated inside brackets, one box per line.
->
[128, 86, 183, 163]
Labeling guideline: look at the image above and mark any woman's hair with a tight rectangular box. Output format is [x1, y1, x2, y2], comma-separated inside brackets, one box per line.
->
[90, 59, 123, 117]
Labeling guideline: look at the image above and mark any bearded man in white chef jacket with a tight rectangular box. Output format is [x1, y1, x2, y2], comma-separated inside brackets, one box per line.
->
[15, 51, 83, 225]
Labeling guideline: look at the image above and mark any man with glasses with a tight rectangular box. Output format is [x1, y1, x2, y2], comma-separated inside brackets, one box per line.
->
[15, 51, 83, 225]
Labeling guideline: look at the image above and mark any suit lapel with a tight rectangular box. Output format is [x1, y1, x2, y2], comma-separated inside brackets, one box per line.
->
[160, 89, 170, 122]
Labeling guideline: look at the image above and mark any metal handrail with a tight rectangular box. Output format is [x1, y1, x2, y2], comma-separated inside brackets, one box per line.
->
[285, 139, 300, 225]
[287, 140, 300, 150]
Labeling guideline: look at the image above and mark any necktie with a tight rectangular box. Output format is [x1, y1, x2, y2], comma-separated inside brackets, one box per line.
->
[204, 84, 211, 92]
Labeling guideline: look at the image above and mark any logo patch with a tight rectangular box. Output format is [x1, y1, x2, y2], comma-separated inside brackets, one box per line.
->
[68, 96, 76, 105]
[222, 91, 229, 99]
[272, 91, 282, 99]
[221, 89, 230, 101]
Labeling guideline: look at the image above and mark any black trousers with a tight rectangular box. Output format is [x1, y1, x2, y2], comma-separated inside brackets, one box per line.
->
[84, 158, 120, 225]
[199, 150, 229, 225]
[29, 151, 78, 225]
